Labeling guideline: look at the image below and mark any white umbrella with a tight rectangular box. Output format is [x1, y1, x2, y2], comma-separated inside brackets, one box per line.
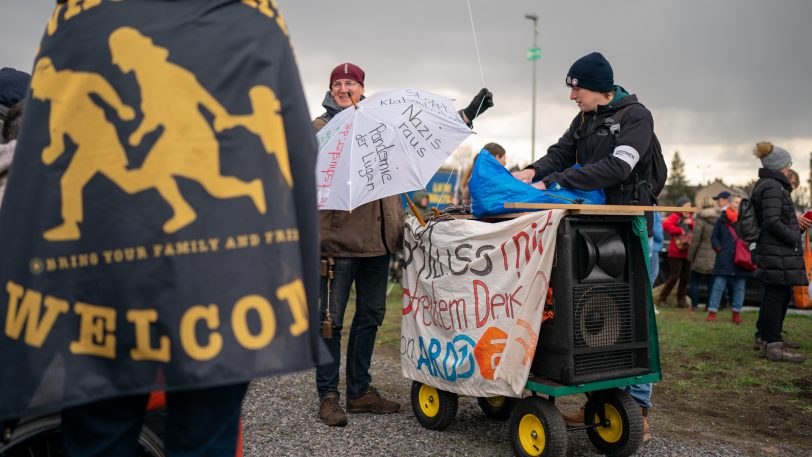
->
[315, 88, 473, 211]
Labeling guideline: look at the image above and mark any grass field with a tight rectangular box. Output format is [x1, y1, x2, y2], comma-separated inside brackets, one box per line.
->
[654, 305, 812, 413]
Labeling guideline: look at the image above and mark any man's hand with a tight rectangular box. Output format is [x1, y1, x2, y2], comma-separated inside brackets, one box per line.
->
[531, 181, 547, 190]
[462, 88, 494, 122]
[512, 168, 535, 184]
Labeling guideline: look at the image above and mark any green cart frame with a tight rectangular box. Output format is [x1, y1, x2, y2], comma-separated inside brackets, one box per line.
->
[409, 212, 663, 457]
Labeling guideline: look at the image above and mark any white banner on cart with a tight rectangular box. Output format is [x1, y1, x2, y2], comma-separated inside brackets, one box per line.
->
[401, 210, 565, 397]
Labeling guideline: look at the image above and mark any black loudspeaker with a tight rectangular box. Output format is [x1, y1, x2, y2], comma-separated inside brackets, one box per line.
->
[531, 215, 650, 385]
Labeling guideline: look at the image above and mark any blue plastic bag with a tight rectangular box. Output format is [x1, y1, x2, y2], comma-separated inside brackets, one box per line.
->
[469, 150, 605, 218]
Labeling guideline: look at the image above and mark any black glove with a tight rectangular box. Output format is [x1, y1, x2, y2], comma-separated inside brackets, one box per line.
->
[462, 88, 494, 121]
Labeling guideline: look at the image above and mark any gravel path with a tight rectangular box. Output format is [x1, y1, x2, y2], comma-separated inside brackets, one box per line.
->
[241, 353, 751, 457]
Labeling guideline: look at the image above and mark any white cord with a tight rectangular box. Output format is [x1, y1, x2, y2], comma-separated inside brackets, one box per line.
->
[466, 0, 486, 89]
[434, 168, 458, 210]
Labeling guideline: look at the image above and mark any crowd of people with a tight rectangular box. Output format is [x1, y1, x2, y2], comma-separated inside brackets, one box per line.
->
[0, 2, 807, 456]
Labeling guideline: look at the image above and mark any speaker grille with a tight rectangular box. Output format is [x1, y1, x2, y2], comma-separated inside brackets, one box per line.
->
[574, 350, 635, 377]
[573, 283, 632, 349]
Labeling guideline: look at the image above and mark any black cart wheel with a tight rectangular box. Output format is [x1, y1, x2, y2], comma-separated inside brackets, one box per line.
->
[0, 413, 165, 457]
[477, 396, 517, 421]
[410, 381, 458, 431]
[584, 389, 643, 457]
[508, 397, 567, 457]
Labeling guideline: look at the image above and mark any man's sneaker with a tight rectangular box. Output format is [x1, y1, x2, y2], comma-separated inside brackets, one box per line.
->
[765, 341, 806, 363]
[754, 337, 763, 351]
[706, 311, 717, 322]
[561, 406, 585, 427]
[319, 392, 348, 427]
[346, 386, 400, 414]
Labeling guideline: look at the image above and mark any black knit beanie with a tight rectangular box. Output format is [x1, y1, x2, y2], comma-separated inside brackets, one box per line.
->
[565, 52, 614, 92]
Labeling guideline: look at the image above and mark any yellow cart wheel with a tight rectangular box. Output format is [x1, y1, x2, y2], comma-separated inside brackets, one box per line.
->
[410, 381, 458, 431]
[508, 397, 567, 457]
[584, 389, 644, 457]
[477, 396, 517, 421]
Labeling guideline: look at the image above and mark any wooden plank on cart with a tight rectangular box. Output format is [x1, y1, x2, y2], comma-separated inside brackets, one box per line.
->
[504, 203, 695, 214]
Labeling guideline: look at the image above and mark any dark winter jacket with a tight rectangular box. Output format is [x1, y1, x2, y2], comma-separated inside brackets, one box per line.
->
[687, 206, 721, 274]
[662, 211, 694, 259]
[751, 168, 807, 286]
[313, 93, 403, 257]
[527, 89, 655, 229]
[710, 209, 751, 277]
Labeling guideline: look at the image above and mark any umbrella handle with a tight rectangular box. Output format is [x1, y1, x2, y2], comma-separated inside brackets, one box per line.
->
[404, 193, 427, 227]
[348, 91, 358, 109]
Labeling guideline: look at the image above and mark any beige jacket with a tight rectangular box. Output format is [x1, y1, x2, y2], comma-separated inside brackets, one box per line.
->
[314, 117, 404, 257]
[687, 206, 722, 274]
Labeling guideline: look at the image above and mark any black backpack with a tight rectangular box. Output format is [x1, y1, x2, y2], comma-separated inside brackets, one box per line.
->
[610, 106, 667, 204]
[737, 180, 766, 244]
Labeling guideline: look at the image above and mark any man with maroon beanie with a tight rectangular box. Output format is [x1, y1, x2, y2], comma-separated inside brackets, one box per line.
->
[313, 62, 493, 426]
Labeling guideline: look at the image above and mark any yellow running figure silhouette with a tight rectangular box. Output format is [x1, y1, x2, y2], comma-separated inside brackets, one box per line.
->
[108, 26, 293, 235]
[31, 57, 141, 241]
[35, 27, 293, 241]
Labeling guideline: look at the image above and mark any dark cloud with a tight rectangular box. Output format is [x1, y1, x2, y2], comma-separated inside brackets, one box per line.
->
[4, 0, 811, 183]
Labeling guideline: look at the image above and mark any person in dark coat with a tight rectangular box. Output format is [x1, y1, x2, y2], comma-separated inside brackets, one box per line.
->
[751, 141, 808, 362]
[707, 206, 750, 322]
[512, 51, 654, 441]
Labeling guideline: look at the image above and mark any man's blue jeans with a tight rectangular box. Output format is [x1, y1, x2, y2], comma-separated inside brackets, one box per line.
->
[708, 275, 745, 312]
[624, 382, 652, 409]
[648, 236, 659, 285]
[316, 255, 389, 400]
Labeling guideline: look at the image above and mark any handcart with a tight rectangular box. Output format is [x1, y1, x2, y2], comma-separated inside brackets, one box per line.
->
[405, 204, 689, 457]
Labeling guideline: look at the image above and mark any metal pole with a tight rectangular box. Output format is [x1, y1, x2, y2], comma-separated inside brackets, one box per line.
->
[526, 15, 539, 162]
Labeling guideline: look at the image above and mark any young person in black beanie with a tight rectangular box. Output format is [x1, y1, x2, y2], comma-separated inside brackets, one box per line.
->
[512, 51, 656, 442]
[513, 52, 656, 223]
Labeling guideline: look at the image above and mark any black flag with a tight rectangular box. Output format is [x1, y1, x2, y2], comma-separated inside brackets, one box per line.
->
[0, 0, 322, 420]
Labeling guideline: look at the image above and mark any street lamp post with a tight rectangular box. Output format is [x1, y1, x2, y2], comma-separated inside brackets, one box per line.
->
[525, 14, 539, 162]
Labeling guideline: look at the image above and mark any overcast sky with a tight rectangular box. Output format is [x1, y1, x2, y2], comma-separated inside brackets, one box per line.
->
[3, 0, 811, 187]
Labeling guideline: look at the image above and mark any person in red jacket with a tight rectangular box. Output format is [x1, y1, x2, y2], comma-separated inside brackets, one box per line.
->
[659, 196, 694, 307]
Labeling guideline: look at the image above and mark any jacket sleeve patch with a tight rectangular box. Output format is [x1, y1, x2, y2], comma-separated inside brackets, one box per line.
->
[612, 145, 639, 169]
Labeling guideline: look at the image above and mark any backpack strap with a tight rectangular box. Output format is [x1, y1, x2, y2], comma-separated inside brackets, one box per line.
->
[608, 104, 648, 204]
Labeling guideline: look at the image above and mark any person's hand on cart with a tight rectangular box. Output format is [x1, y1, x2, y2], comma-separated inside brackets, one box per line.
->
[511, 168, 535, 184]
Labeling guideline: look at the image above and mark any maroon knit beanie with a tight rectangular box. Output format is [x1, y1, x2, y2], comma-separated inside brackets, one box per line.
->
[329, 62, 365, 87]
